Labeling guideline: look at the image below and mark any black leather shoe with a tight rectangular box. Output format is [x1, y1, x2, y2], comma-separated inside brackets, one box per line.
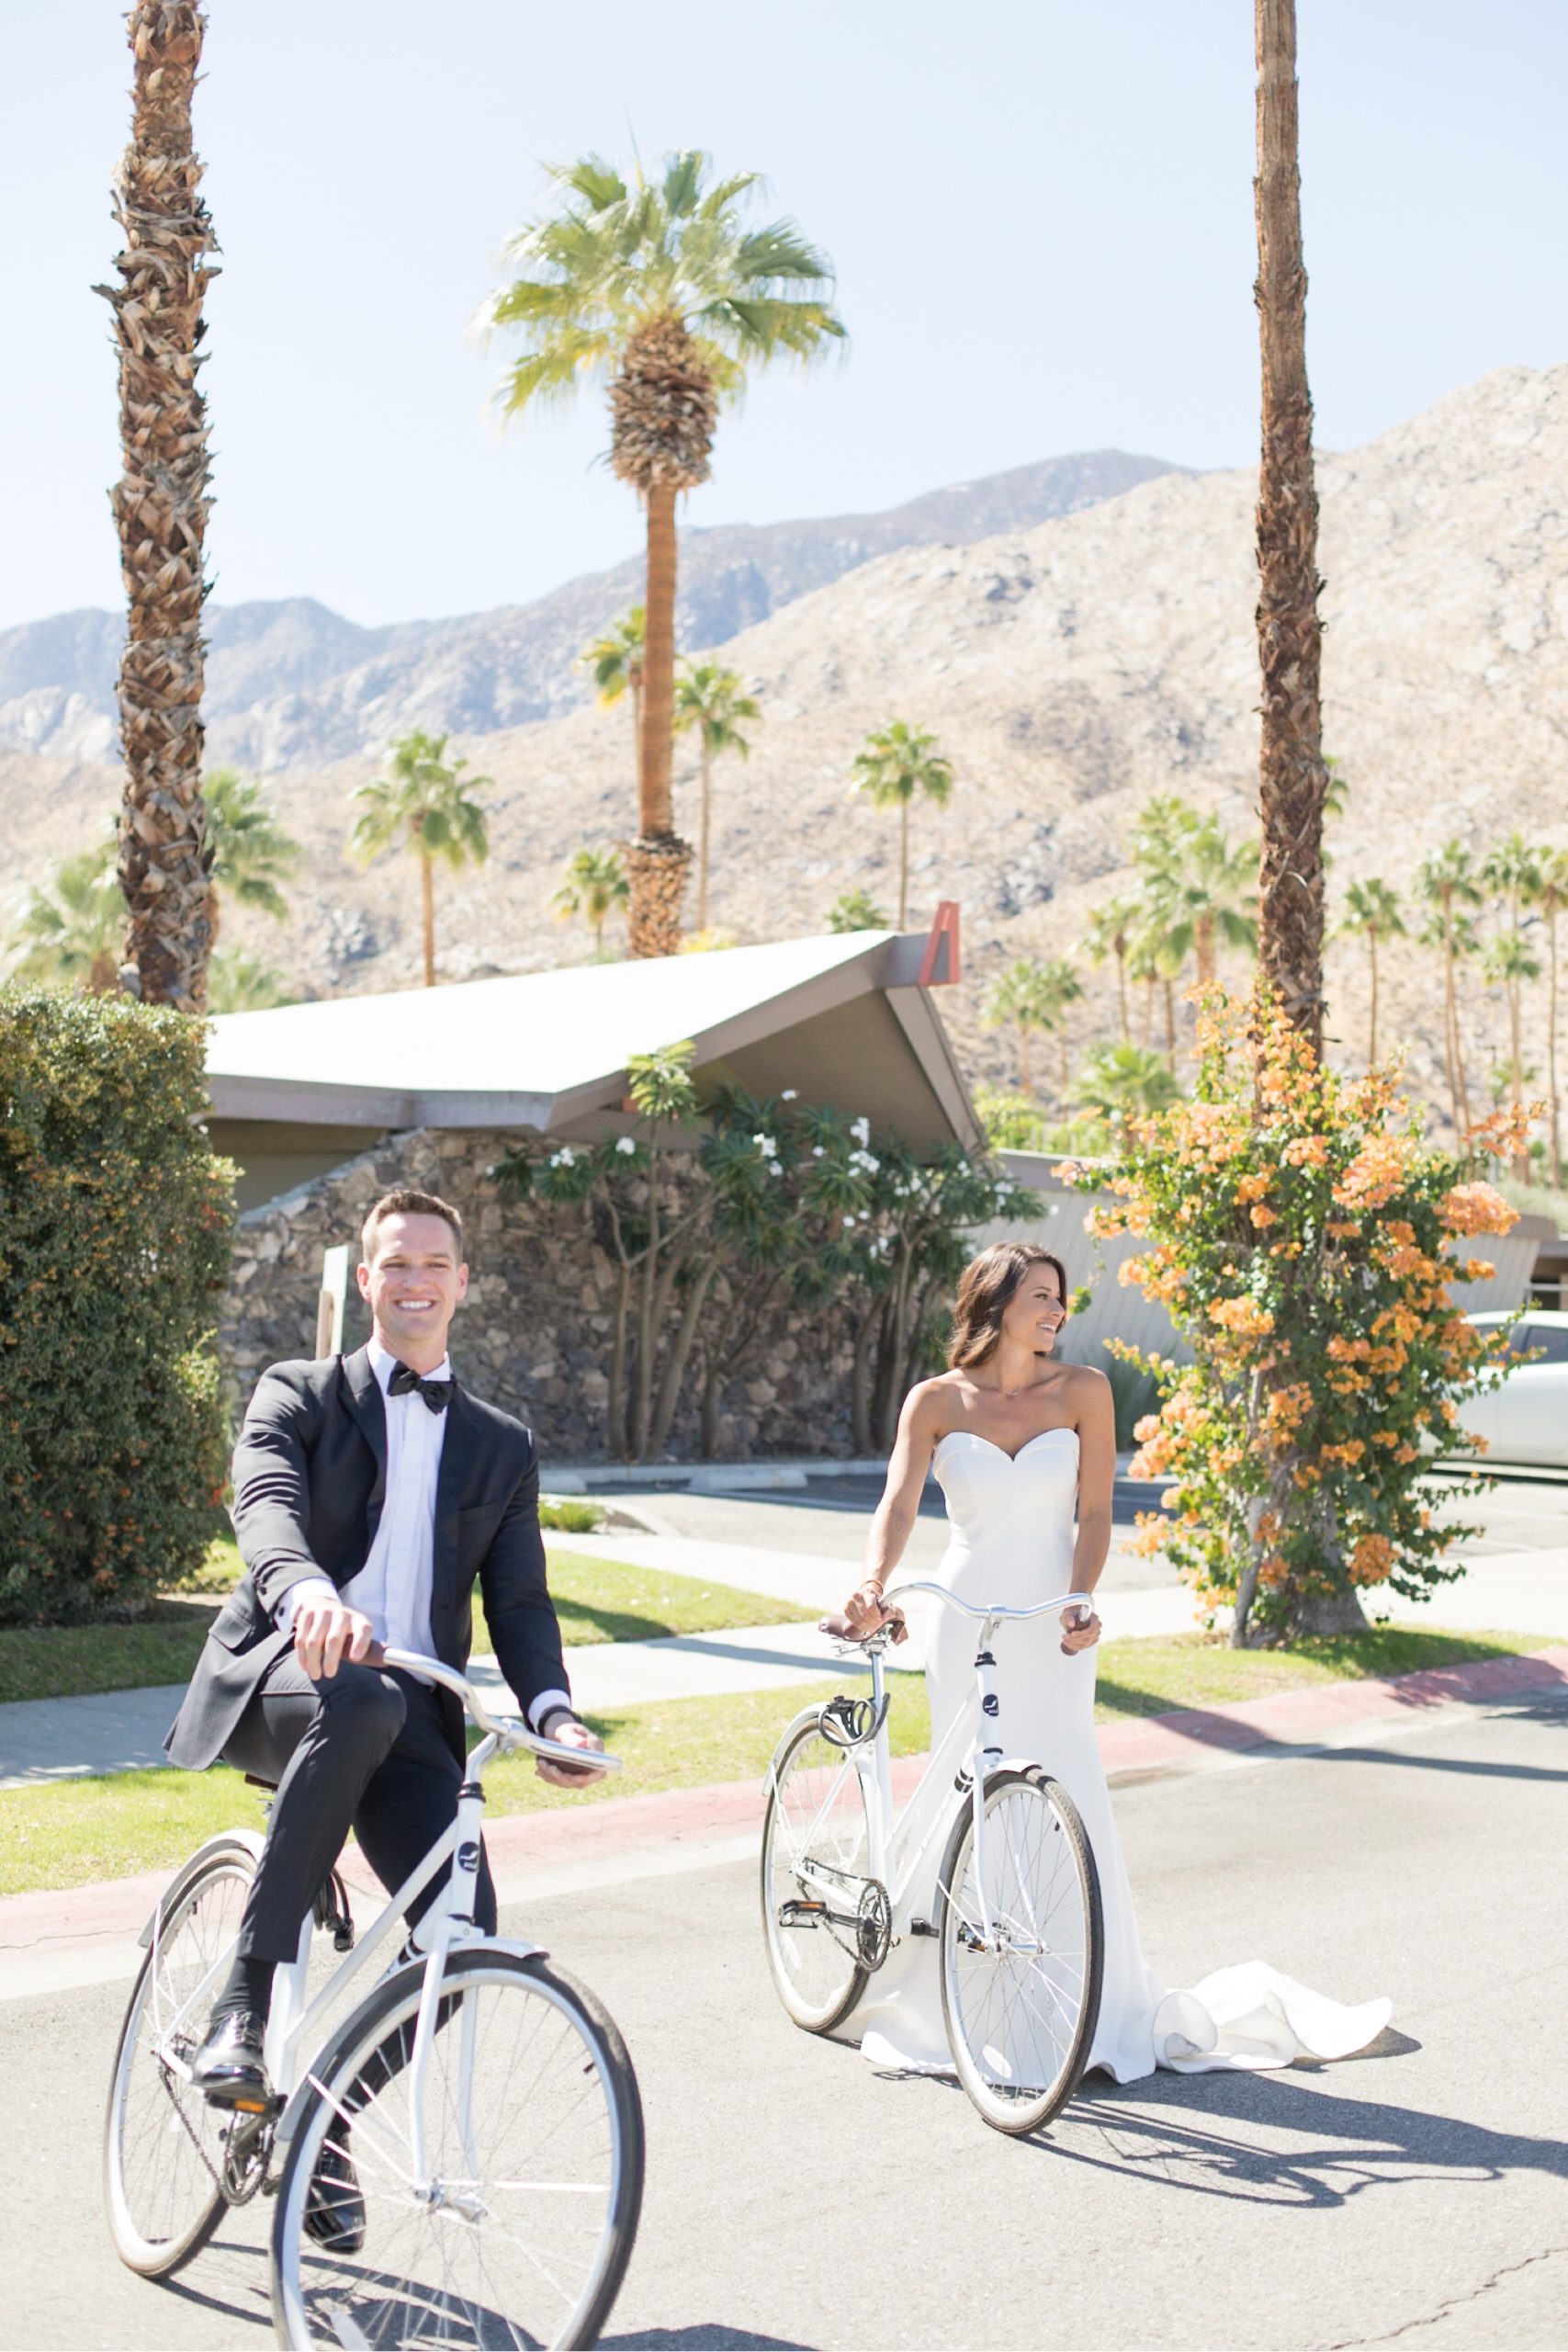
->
[190, 2009, 272, 2110]
[305, 2133, 366, 2253]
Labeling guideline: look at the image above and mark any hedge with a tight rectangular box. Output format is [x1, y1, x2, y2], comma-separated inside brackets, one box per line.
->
[0, 988, 234, 1624]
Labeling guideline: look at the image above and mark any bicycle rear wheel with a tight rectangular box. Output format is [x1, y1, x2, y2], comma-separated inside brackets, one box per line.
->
[271, 1949, 643, 2352]
[937, 1769, 1102, 2135]
[103, 1836, 258, 2276]
[760, 1712, 873, 2032]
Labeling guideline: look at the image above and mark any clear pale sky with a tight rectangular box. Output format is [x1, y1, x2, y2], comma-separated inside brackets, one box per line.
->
[4, 0, 1563, 634]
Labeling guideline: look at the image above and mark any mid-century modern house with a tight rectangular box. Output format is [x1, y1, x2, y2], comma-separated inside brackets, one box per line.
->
[205, 917, 1540, 1464]
[208, 925, 975, 1212]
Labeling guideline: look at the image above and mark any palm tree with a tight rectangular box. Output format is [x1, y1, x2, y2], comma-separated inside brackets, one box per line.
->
[481, 153, 842, 957]
[851, 721, 954, 928]
[207, 950, 292, 1012]
[1482, 928, 1542, 1177]
[202, 767, 302, 943]
[982, 959, 1059, 1097]
[1253, 0, 1328, 1049]
[1085, 893, 1138, 1042]
[349, 730, 491, 988]
[1147, 806, 1258, 985]
[581, 606, 645, 765]
[8, 838, 124, 992]
[1337, 877, 1405, 1066]
[1529, 847, 1568, 1188]
[674, 661, 760, 931]
[825, 888, 888, 933]
[552, 845, 629, 958]
[1416, 840, 1483, 1134]
[1075, 1041, 1181, 1142]
[95, 2, 220, 1013]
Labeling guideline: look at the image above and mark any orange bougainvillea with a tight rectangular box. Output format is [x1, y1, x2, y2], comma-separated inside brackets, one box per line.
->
[1060, 989, 1522, 1645]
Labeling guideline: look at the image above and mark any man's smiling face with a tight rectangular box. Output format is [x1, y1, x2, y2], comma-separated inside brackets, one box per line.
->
[357, 1212, 468, 1366]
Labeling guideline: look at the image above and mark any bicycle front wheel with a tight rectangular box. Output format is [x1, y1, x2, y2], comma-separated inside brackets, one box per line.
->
[103, 1836, 258, 2276]
[938, 1769, 1103, 2136]
[760, 1712, 873, 2033]
[271, 1949, 643, 2352]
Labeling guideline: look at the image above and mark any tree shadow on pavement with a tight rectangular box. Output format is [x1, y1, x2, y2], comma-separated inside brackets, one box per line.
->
[1044, 2064, 1568, 2208]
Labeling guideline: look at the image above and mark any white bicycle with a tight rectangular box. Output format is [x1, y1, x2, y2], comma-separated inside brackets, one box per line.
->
[761, 1583, 1104, 2136]
[103, 1646, 644, 2350]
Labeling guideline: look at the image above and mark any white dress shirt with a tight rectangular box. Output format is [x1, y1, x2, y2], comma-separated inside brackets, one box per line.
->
[277, 1339, 573, 1734]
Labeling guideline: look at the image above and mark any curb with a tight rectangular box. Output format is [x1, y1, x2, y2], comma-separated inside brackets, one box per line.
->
[3, 1644, 1564, 1999]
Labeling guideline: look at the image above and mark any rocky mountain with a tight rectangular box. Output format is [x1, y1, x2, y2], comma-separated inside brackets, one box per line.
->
[5, 367, 1565, 1125]
[0, 448, 1179, 772]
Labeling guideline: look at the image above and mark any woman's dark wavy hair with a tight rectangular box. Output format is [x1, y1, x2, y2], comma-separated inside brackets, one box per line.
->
[947, 1241, 1071, 1371]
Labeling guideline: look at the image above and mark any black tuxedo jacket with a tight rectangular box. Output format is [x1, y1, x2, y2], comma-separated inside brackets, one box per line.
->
[165, 1347, 569, 1771]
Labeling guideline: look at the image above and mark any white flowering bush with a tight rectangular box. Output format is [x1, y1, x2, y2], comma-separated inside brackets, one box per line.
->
[495, 1051, 1038, 1460]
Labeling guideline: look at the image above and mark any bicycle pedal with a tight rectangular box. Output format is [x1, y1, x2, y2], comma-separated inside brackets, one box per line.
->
[908, 1917, 938, 1939]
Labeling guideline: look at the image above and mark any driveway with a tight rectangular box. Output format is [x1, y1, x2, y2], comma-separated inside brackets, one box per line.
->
[6, 1676, 1565, 2350]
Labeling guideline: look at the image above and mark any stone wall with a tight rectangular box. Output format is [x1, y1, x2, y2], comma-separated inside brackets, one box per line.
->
[222, 1128, 860, 1464]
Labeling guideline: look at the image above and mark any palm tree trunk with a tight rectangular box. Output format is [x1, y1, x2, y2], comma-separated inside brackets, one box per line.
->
[1440, 921, 1461, 1135]
[1163, 978, 1176, 1060]
[626, 483, 690, 959]
[1509, 978, 1529, 1178]
[1549, 906, 1562, 1190]
[420, 852, 435, 988]
[1195, 910, 1216, 987]
[1018, 1023, 1032, 1097]
[1059, 1024, 1070, 1096]
[698, 737, 713, 931]
[1142, 973, 1155, 1047]
[898, 798, 909, 930]
[1253, 0, 1327, 1054]
[1115, 945, 1130, 1044]
[1368, 931, 1379, 1067]
[100, 1, 218, 1013]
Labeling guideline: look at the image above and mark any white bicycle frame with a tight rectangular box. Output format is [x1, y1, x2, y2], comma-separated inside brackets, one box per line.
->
[790, 1584, 1089, 1949]
[144, 1647, 619, 2189]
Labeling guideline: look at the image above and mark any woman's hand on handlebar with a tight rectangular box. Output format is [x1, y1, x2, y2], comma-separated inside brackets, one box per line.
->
[1061, 1600, 1101, 1656]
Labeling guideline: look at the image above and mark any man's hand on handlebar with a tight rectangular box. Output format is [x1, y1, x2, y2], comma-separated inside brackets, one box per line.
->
[842, 1581, 908, 1645]
[536, 1717, 607, 1789]
[294, 1594, 378, 1681]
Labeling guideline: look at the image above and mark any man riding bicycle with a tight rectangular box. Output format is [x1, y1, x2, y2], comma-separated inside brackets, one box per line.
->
[164, 1185, 604, 2231]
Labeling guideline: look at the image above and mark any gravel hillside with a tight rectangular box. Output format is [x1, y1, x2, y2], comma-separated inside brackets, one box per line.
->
[6, 365, 1565, 1121]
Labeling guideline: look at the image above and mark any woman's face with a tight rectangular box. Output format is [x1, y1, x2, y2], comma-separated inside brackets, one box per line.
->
[999, 1262, 1067, 1355]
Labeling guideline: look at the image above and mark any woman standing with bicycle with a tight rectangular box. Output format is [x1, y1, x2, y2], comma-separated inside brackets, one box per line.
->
[832, 1240, 1391, 2086]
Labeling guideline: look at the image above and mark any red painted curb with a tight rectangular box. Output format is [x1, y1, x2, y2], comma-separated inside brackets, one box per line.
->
[4, 1645, 1563, 1962]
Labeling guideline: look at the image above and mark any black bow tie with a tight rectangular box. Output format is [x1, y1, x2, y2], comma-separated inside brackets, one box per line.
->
[389, 1363, 454, 1413]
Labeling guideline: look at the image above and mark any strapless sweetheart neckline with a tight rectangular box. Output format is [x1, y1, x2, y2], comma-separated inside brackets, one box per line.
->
[934, 1426, 1080, 1466]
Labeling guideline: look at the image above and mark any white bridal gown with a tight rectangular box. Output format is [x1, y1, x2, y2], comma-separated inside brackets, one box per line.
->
[852, 1427, 1392, 2081]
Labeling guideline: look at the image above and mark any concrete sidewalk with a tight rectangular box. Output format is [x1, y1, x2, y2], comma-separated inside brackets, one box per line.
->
[5, 1643, 1564, 2007]
[2, 1538, 1561, 1789]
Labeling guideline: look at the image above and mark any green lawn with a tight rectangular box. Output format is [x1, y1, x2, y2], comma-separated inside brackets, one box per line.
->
[0, 1624, 1544, 1900]
[0, 1552, 814, 1707]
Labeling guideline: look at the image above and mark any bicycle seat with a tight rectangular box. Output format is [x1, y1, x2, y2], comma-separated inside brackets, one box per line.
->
[818, 1610, 908, 1648]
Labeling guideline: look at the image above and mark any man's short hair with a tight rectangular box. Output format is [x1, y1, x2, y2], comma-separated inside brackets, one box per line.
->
[361, 1188, 465, 1265]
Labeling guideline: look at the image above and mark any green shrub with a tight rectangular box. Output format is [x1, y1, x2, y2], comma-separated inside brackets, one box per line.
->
[538, 1495, 606, 1533]
[0, 988, 235, 1624]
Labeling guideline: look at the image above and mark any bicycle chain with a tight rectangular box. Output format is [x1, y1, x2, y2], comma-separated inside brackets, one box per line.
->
[156, 2051, 273, 2206]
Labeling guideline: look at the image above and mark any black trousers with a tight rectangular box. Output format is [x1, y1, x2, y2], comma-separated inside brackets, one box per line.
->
[223, 1651, 498, 1964]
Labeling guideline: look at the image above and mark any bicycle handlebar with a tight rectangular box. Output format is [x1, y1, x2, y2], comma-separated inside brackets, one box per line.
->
[374, 1645, 622, 1772]
[885, 1581, 1093, 1622]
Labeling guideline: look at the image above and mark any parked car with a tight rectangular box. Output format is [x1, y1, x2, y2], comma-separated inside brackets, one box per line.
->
[1455, 1311, 1568, 1468]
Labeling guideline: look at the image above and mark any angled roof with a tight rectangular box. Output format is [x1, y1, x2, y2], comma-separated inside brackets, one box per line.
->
[206, 929, 978, 1150]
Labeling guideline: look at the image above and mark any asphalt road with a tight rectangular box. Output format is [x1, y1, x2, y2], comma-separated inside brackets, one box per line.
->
[6, 1685, 1566, 2351]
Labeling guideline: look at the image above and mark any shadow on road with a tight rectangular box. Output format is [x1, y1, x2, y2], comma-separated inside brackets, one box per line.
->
[1050, 2062, 1568, 2208]
[606, 2330, 819, 2349]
